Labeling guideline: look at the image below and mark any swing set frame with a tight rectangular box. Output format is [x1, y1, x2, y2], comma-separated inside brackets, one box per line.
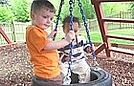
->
[91, 0, 134, 58]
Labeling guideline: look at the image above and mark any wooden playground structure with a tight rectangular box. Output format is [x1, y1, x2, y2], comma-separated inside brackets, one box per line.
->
[91, 0, 134, 57]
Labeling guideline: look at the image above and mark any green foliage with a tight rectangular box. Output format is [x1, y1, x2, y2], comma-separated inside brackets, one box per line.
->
[129, 2, 134, 11]
[78, 0, 95, 19]
[10, 0, 30, 22]
[0, 0, 132, 22]
[0, 0, 10, 6]
[102, 3, 129, 16]
[128, 2, 134, 18]
[51, 0, 95, 23]
[0, 7, 12, 22]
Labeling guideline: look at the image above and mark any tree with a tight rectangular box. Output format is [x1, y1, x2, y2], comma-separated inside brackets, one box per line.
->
[73, 0, 95, 21]
[0, 0, 10, 6]
[129, 2, 134, 11]
[77, 0, 95, 19]
[0, 7, 12, 22]
[52, 0, 95, 23]
[10, 0, 30, 22]
[0, 0, 12, 22]
[102, 3, 129, 16]
[129, 2, 134, 18]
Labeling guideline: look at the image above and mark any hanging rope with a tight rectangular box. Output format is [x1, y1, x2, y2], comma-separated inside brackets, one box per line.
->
[53, 0, 64, 41]
[77, 0, 99, 66]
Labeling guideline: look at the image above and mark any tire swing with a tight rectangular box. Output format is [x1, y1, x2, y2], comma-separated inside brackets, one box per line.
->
[36, 0, 112, 86]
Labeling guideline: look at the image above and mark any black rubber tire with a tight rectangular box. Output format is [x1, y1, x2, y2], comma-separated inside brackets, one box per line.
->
[68, 67, 112, 86]
[33, 67, 112, 86]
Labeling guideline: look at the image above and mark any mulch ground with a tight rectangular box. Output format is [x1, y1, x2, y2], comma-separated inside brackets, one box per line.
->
[0, 43, 134, 86]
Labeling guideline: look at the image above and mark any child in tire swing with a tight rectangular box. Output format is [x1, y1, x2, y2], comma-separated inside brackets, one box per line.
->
[58, 16, 95, 85]
[26, 0, 75, 86]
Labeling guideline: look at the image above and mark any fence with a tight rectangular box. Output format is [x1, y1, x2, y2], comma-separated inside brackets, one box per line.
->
[0, 20, 98, 45]
[0, 11, 134, 45]
[0, 21, 30, 45]
[106, 11, 134, 30]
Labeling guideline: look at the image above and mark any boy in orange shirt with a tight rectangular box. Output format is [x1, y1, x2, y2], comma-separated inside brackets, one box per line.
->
[26, 0, 75, 86]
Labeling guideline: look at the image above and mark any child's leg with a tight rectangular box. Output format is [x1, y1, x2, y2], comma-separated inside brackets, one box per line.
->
[60, 62, 71, 85]
[73, 60, 91, 83]
[62, 74, 71, 85]
[78, 66, 90, 83]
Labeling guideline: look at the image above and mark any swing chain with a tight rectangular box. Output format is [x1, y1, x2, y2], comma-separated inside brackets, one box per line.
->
[69, 0, 74, 31]
[53, 0, 64, 40]
[66, 0, 75, 76]
[77, 0, 99, 67]
[77, 0, 91, 44]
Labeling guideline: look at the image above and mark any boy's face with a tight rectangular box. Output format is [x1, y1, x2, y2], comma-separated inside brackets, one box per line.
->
[31, 8, 54, 30]
[63, 22, 80, 35]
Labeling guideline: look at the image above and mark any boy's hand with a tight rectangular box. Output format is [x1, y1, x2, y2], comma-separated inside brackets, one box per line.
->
[61, 56, 69, 63]
[60, 52, 70, 63]
[47, 30, 57, 38]
[65, 30, 75, 43]
[87, 44, 95, 53]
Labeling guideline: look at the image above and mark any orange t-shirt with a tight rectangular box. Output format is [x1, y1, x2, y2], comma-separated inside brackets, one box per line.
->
[26, 25, 60, 79]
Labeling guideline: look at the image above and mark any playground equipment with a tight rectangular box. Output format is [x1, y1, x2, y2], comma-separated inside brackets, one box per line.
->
[91, 0, 134, 57]
[0, 27, 11, 44]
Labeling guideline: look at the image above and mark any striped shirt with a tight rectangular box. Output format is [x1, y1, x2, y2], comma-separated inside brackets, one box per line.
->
[58, 35, 90, 62]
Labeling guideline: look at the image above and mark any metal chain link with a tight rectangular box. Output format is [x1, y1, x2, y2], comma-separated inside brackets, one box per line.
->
[77, 0, 99, 66]
[53, 0, 64, 40]
[66, 0, 74, 77]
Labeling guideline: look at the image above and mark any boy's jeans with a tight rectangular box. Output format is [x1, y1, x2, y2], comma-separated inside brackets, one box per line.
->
[31, 74, 62, 86]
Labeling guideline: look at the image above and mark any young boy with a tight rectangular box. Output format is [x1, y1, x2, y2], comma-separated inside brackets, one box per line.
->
[26, 0, 75, 86]
[58, 16, 94, 85]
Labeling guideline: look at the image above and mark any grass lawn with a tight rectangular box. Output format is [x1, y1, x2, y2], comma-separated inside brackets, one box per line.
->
[56, 29, 134, 44]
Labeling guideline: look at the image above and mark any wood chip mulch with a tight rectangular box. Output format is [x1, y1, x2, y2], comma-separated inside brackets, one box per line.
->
[0, 43, 134, 86]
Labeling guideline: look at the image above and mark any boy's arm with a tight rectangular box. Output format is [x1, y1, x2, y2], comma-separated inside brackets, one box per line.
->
[44, 39, 69, 50]
[44, 31, 75, 50]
